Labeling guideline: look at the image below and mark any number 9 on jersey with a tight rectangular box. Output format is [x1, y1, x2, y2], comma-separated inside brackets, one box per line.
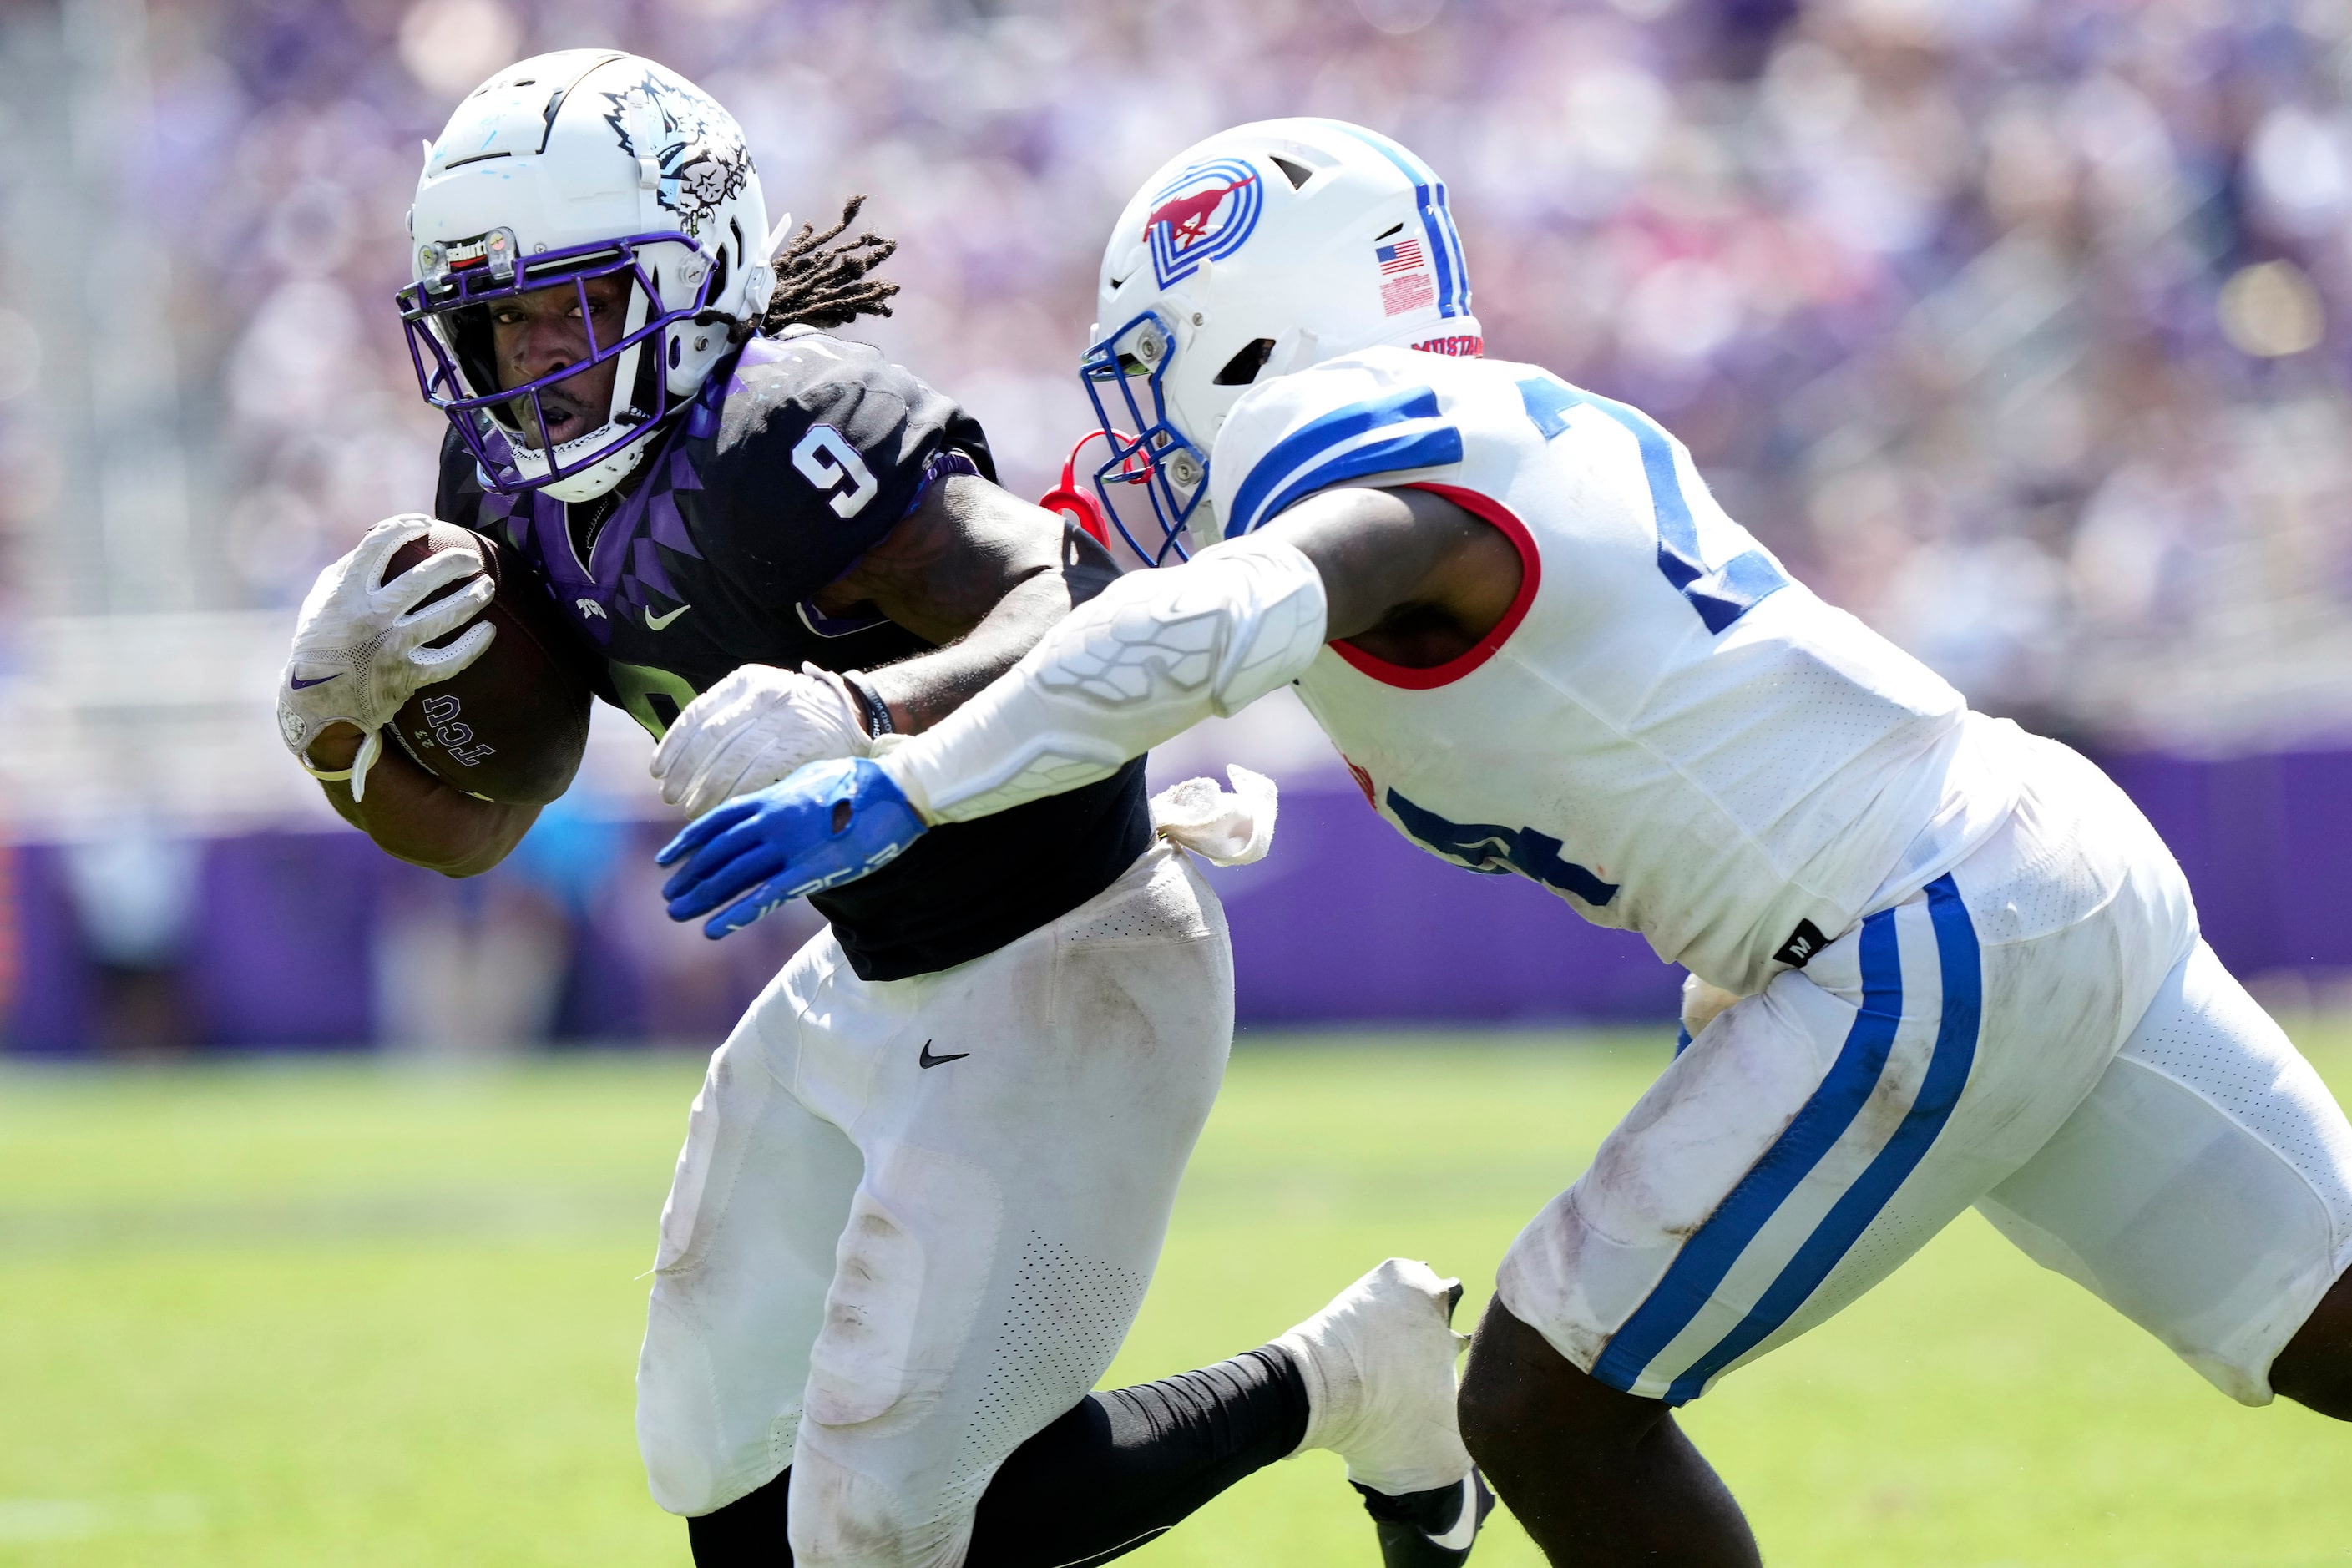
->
[793, 425, 880, 518]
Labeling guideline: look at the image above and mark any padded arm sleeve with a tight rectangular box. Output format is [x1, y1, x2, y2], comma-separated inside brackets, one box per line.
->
[878, 534, 1328, 823]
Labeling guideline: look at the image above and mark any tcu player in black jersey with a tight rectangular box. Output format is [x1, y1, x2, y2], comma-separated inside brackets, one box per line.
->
[272, 53, 1488, 1568]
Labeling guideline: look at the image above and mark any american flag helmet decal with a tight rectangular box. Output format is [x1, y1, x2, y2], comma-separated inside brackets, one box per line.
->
[1376, 236, 1427, 275]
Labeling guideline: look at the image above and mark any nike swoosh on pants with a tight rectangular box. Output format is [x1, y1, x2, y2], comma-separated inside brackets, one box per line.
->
[1427, 1475, 1479, 1552]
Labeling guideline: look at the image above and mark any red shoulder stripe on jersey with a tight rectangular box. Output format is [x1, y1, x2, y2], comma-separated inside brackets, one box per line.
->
[1328, 483, 1540, 690]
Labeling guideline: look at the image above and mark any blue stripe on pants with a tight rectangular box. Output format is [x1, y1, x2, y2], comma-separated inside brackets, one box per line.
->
[1661, 877, 1981, 1401]
[1590, 908, 1908, 1393]
[1590, 879, 1975, 1401]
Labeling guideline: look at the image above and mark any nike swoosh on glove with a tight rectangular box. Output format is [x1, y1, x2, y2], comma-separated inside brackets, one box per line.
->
[277, 515, 497, 801]
[655, 757, 928, 938]
[650, 662, 870, 821]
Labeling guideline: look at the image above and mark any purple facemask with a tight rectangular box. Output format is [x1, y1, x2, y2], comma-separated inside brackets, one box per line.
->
[397, 229, 722, 494]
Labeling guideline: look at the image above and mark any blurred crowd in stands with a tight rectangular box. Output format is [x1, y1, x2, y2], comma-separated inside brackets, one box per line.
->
[19, 0, 2352, 741]
[13, 0, 2352, 1048]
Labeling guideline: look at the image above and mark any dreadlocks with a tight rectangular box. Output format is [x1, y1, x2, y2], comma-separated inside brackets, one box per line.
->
[757, 195, 901, 336]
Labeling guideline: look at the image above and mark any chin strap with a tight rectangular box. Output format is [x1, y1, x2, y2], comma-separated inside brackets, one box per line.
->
[879, 534, 1328, 825]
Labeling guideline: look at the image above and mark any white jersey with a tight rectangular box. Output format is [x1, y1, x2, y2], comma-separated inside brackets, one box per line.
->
[1207, 348, 2021, 993]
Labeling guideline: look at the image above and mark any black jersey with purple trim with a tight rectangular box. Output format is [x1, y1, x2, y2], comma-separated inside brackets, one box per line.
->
[435, 330, 1149, 981]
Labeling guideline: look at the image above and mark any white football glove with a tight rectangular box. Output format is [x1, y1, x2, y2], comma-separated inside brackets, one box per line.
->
[277, 514, 497, 802]
[650, 661, 872, 820]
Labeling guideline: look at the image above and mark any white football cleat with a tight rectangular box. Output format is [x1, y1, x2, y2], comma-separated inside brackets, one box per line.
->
[1276, 1258, 1491, 1565]
[1276, 1257, 1478, 1496]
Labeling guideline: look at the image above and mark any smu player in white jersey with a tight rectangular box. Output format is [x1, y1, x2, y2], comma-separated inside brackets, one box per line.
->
[655, 120, 2352, 1563]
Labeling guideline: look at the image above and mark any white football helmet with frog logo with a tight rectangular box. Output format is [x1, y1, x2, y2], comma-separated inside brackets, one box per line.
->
[399, 50, 787, 501]
[1080, 119, 1484, 562]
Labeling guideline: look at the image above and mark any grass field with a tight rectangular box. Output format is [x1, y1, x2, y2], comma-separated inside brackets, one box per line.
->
[2, 1029, 2349, 1566]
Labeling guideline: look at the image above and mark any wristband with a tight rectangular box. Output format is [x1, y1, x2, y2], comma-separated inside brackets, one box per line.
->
[842, 670, 894, 737]
[299, 729, 385, 802]
[901, 448, 984, 518]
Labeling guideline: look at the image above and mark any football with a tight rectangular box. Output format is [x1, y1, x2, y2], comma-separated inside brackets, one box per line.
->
[383, 520, 594, 805]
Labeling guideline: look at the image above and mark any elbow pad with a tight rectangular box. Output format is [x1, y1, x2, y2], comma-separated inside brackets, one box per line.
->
[883, 534, 1328, 823]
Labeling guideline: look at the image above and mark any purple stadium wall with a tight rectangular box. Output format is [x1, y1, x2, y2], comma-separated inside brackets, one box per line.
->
[8, 749, 2352, 1051]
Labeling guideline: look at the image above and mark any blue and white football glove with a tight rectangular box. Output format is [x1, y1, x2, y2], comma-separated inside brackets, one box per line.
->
[657, 756, 929, 938]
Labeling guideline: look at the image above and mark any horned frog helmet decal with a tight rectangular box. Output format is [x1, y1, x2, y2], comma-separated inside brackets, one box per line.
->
[397, 51, 786, 502]
[598, 67, 751, 240]
[1078, 119, 1483, 564]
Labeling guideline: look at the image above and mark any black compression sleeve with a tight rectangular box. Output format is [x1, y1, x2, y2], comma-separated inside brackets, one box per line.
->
[685, 1346, 1308, 1568]
[964, 1346, 1308, 1568]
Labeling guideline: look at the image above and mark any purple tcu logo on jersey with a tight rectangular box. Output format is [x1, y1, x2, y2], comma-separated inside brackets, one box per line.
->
[1144, 158, 1262, 289]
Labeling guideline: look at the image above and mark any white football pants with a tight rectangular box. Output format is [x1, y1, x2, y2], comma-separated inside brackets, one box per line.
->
[636, 843, 1232, 1567]
[1500, 734, 2352, 1405]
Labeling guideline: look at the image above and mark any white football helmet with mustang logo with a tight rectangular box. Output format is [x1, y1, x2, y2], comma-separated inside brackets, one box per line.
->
[399, 50, 782, 501]
[1081, 118, 1484, 562]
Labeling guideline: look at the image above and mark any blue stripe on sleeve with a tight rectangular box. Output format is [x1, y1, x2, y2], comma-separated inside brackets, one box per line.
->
[1590, 908, 1906, 1394]
[1660, 876, 1981, 1404]
[1227, 385, 1443, 536]
[1256, 424, 1466, 529]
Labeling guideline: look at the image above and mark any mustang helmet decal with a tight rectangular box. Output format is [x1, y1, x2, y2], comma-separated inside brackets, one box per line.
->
[1143, 157, 1262, 290]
